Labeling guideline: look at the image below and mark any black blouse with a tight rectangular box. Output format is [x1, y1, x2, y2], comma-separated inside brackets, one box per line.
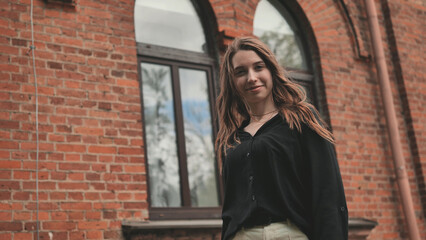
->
[221, 114, 348, 240]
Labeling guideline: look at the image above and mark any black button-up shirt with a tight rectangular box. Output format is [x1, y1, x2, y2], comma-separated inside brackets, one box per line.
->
[221, 114, 348, 240]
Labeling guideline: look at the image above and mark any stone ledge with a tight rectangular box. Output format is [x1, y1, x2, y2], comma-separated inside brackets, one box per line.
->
[348, 218, 378, 240]
[122, 218, 377, 239]
[122, 218, 376, 230]
[122, 219, 222, 229]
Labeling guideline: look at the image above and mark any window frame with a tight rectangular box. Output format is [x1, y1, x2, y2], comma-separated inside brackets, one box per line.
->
[254, 0, 319, 107]
[137, 43, 223, 220]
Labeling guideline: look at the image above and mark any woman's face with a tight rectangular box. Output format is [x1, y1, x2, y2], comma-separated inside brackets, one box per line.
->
[232, 50, 274, 107]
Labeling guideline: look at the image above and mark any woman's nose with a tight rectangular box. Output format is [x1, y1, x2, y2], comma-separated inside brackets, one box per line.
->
[247, 69, 257, 82]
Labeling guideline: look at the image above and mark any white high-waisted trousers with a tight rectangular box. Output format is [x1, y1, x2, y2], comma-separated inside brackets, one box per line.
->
[232, 219, 309, 240]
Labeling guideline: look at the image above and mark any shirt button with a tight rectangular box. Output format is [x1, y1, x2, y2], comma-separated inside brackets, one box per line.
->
[246, 152, 250, 157]
[340, 206, 346, 212]
[249, 176, 254, 182]
[252, 195, 256, 201]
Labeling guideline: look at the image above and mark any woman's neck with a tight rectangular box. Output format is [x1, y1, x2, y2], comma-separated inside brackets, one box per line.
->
[247, 97, 276, 115]
[247, 101, 278, 122]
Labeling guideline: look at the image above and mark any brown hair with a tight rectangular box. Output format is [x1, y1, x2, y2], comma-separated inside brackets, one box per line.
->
[215, 36, 334, 169]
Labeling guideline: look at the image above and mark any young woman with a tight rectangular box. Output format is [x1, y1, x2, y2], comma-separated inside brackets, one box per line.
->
[216, 37, 348, 240]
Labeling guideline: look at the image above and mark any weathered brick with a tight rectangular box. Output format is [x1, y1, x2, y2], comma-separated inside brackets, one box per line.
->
[56, 144, 86, 153]
[0, 222, 22, 231]
[61, 202, 91, 210]
[0, 191, 11, 200]
[88, 146, 116, 154]
[59, 163, 90, 171]
[43, 221, 76, 231]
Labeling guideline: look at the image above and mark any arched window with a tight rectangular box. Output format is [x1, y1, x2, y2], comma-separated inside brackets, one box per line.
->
[134, 0, 221, 219]
[254, 0, 315, 103]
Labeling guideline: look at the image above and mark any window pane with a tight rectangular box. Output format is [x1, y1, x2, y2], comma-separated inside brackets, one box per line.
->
[254, 0, 308, 70]
[141, 62, 181, 207]
[135, 0, 207, 53]
[179, 68, 219, 207]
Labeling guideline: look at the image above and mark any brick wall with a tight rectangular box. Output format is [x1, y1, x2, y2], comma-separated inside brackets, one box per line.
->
[0, 0, 146, 239]
[0, 0, 424, 239]
[383, 0, 426, 224]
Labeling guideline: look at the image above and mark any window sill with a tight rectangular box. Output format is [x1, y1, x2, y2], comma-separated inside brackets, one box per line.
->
[122, 218, 375, 230]
[348, 218, 378, 239]
[122, 219, 222, 230]
[122, 218, 377, 239]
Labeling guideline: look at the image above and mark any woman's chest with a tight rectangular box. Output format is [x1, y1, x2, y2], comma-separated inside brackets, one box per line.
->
[225, 125, 301, 171]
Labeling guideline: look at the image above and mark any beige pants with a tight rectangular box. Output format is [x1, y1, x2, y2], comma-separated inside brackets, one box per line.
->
[232, 219, 308, 240]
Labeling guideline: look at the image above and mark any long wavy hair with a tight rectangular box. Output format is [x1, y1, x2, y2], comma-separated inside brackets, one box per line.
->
[215, 37, 334, 168]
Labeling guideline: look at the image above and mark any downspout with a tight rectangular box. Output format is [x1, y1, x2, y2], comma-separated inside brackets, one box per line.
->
[363, 0, 421, 239]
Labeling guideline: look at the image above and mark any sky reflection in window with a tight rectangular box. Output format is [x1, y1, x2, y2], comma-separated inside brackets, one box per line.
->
[135, 0, 207, 53]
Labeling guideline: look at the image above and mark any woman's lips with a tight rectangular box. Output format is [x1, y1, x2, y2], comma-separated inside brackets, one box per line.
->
[247, 85, 263, 92]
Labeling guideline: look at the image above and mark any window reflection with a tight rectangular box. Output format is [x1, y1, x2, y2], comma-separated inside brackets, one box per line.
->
[179, 68, 219, 207]
[134, 0, 207, 53]
[141, 62, 181, 207]
[254, 0, 307, 70]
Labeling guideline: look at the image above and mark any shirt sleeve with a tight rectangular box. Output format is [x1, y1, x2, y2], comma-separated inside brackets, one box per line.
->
[301, 125, 348, 240]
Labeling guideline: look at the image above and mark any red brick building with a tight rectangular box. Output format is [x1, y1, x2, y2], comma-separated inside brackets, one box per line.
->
[0, 0, 425, 239]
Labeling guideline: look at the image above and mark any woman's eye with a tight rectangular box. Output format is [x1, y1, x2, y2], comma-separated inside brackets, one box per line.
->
[255, 65, 264, 70]
[234, 70, 245, 76]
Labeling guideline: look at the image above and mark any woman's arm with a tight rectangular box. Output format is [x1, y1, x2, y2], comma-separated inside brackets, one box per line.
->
[302, 125, 348, 240]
